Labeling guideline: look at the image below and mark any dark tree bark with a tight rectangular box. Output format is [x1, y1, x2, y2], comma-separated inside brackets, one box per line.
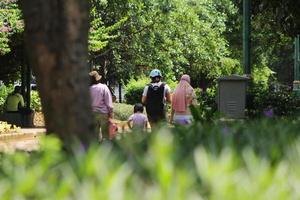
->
[19, 0, 96, 146]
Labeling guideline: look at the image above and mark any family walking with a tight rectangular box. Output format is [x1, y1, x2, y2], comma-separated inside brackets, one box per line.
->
[89, 69, 197, 141]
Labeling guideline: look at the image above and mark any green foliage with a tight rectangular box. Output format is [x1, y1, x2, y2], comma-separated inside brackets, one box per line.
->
[113, 103, 133, 121]
[228, 1, 294, 84]
[193, 87, 218, 122]
[0, 84, 13, 113]
[171, 118, 300, 162]
[89, 0, 127, 53]
[88, 0, 241, 84]
[0, 1, 23, 55]
[30, 91, 42, 111]
[247, 82, 300, 117]
[166, 78, 177, 91]
[124, 76, 149, 105]
[252, 65, 275, 89]
[1, 119, 300, 199]
[219, 57, 242, 76]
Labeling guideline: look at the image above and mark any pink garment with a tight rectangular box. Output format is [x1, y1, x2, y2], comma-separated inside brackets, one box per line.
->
[172, 75, 194, 112]
[90, 83, 113, 114]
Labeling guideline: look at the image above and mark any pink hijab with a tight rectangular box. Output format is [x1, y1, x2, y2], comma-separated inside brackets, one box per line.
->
[172, 74, 194, 112]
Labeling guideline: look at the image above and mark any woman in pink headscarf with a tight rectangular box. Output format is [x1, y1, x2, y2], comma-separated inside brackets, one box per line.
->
[170, 74, 197, 125]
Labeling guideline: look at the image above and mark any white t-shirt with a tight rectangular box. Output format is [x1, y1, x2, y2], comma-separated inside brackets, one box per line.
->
[128, 113, 148, 128]
[142, 82, 171, 101]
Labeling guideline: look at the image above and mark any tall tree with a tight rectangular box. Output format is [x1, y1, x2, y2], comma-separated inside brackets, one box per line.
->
[230, 0, 297, 84]
[0, 1, 24, 82]
[19, 0, 95, 145]
[90, 0, 239, 88]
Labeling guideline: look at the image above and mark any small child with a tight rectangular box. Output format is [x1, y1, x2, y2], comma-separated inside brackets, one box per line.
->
[127, 103, 148, 131]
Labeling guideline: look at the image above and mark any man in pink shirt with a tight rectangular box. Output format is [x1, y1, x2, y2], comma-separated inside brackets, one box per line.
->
[89, 71, 113, 141]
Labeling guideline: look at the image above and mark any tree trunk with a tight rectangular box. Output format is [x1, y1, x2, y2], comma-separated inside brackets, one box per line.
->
[20, 0, 96, 146]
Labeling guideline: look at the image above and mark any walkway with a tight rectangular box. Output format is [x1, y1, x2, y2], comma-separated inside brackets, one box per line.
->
[0, 128, 45, 152]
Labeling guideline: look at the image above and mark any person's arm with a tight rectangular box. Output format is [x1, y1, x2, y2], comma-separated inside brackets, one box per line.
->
[127, 115, 133, 129]
[104, 87, 113, 118]
[127, 120, 132, 129]
[166, 92, 171, 103]
[141, 86, 148, 104]
[142, 96, 147, 104]
[170, 108, 175, 124]
[19, 94, 25, 107]
[144, 117, 148, 131]
[165, 84, 171, 103]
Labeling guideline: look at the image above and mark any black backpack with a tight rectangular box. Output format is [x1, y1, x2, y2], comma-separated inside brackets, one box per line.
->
[145, 83, 165, 117]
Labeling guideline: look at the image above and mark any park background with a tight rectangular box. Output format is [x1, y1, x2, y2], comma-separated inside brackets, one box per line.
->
[1, 0, 300, 199]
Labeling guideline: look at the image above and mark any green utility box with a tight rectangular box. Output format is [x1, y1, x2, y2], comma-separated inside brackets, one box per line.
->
[217, 75, 249, 119]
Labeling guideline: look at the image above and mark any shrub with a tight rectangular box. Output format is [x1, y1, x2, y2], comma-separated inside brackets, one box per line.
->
[31, 91, 42, 111]
[124, 76, 149, 105]
[247, 82, 300, 117]
[194, 87, 218, 122]
[113, 103, 133, 121]
[193, 82, 300, 119]
[1, 119, 300, 199]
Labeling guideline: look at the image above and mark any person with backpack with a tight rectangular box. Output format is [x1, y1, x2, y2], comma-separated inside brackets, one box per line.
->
[142, 69, 171, 128]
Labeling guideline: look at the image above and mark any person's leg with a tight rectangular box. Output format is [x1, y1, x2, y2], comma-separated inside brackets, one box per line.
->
[148, 112, 167, 130]
[93, 112, 101, 141]
[99, 113, 109, 140]
[147, 115, 156, 130]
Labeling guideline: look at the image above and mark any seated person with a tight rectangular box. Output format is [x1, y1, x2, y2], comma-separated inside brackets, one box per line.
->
[5, 86, 25, 113]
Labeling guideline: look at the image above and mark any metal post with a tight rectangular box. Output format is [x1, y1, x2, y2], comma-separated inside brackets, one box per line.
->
[243, 0, 251, 75]
[118, 82, 122, 103]
[295, 35, 300, 80]
[294, 36, 297, 80]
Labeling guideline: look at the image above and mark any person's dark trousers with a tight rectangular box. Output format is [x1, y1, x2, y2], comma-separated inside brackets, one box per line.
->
[147, 113, 166, 129]
[19, 108, 34, 127]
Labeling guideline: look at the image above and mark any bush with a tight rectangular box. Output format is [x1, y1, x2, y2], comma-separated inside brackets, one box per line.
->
[193, 82, 300, 119]
[247, 82, 300, 117]
[31, 91, 42, 111]
[113, 103, 133, 121]
[124, 76, 149, 105]
[1, 119, 300, 199]
[194, 87, 218, 122]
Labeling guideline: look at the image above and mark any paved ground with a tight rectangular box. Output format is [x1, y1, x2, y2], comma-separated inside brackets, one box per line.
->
[0, 120, 150, 152]
[0, 128, 45, 152]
